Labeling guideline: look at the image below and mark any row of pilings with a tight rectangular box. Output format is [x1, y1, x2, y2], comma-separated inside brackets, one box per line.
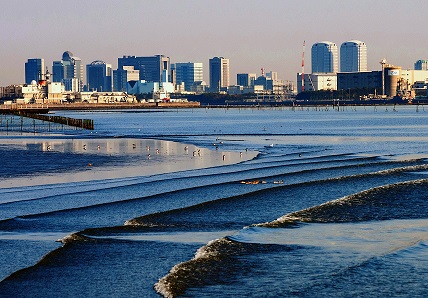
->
[16, 112, 95, 130]
[0, 109, 94, 132]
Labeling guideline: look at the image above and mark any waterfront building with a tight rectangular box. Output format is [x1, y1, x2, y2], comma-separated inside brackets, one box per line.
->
[237, 73, 256, 87]
[414, 60, 428, 70]
[340, 40, 367, 72]
[311, 42, 339, 73]
[174, 62, 203, 91]
[297, 73, 337, 92]
[52, 51, 83, 92]
[86, 61, 112, 92]
[209, 57, 230, 92]
[25, 58, 45, 84]
[113, 66, 140, 92]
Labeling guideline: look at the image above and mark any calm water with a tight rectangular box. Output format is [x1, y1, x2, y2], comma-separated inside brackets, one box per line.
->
[1, 105, 428, 297]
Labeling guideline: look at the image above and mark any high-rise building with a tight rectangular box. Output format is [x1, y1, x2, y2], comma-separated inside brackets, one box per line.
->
[86, 61, 112, 92]
[340, 40, 367, 72]
[174, 62, 203, 91]
[52, 51, 83, 91]
[113, 66, 140, 92]
[237, 73, 256, 87]
[209, 57, 230, 91]
[311, 42, 338, 73]
[414, 60, 428, 70]
[117, 55, 170, 83]
[25, 58, 45, 84]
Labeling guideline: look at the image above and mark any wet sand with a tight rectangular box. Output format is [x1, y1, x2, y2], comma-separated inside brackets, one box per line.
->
[0, 137, 258, 188]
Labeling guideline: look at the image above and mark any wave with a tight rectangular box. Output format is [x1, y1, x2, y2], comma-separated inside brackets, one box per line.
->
[154, 177, 428, 297]
[154, 237, 293, 298]
[260, 178, 428, 227]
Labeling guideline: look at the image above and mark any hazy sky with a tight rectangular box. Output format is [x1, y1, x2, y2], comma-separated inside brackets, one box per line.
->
[1, 0, 427, 85]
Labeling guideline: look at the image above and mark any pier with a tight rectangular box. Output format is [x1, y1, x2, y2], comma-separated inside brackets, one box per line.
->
[0, 104, 94, 131]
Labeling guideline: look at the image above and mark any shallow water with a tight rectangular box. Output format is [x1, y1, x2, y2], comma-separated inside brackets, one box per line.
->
[1, 105, 428, 297]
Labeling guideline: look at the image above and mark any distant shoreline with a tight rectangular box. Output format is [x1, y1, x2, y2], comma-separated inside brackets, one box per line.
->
[1, 98, 428, 113]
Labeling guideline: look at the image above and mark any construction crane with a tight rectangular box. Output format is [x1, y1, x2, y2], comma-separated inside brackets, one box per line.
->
[301, 40, 305, 92]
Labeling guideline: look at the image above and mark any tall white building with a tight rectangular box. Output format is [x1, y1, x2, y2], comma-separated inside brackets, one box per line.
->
[340, 40, 367, 72]
[311, 41, 338, 73]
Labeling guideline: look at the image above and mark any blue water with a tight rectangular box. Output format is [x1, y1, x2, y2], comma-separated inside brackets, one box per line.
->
[1, 105, 428, 297]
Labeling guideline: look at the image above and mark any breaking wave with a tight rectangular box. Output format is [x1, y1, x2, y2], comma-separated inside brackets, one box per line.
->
[154, 237, 293, 297]
[260, 178, 428, 227]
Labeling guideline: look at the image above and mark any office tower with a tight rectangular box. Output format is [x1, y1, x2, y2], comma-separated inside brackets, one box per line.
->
[340, 40, 367, 72]
[209, 57, 230, 91]
[113, 66, 140, 92]
[25, 58, 45, 84]
[174, 62, 203, 91]
[86, 60, 112, 92]
[311, 41, 338, 73]
[117, 55, 170, 83]
[237, 73, 256, 87]
[52, 51, 83, 91]
[414, 60, 428, 70]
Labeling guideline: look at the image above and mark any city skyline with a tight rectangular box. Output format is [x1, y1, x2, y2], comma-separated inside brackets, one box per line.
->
[1, 0, 428, 86]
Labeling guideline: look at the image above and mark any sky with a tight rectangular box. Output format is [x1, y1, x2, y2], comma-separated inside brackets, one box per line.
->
[1, 0, 428, 86]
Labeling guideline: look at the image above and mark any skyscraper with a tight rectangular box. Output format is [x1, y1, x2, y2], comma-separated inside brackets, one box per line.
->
[52, 51, 83, 91]
[86, 61, 112, 92]
[340, 40, 367, 72]
[311, 42, 338, 73]
[209, 57, 230, 91]
[117, 55, 170, 83]
[25, 58, 45, 84]
[174, 62, 203, 91]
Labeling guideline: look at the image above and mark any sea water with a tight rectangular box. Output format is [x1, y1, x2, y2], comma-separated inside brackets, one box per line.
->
[1, 105, 428, 297]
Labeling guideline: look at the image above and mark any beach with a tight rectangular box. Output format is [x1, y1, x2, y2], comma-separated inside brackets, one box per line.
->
[0, 137, 255, 189]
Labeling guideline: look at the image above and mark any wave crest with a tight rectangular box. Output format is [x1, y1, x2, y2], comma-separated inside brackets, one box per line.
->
[57, 232, 93, 244]
[260, 179, 428, 227]
[154, 237, 291, 297]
